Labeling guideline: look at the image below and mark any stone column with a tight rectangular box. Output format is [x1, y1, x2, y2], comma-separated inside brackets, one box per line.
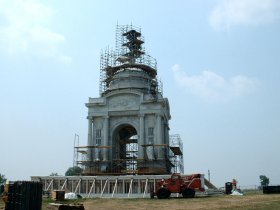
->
[156, 114, 162, 144]
[156, 114, 163, 159]
[87, 117, 93, 161]
[166, 123, 170, 145]
[164, 122, 170, 159]
[138, 114, 144, 159]
[103, 116, 109, 161]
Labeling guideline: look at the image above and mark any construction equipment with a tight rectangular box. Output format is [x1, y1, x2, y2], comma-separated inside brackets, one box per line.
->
[150, 173, 205, 199]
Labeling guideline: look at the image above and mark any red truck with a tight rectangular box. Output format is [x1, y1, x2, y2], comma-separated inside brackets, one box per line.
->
[151, 173, 205, 199]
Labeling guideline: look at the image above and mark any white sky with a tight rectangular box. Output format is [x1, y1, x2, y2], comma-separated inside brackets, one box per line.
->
[1, 0, 280, 188]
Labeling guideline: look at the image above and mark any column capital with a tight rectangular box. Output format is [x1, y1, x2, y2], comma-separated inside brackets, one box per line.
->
[87, 116, 93, 120]
[156, 113, 162, 118]
[138, 113, 145, 118]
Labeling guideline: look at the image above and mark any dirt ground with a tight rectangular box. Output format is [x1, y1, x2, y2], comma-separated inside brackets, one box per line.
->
[80, 194, 280, 210]
[43, 192, 280, 210]
[2, 192, 280, 210]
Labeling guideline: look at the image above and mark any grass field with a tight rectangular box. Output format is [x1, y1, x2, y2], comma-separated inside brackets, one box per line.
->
[1, 191, 280, 210]
[80, 193, 280, 210]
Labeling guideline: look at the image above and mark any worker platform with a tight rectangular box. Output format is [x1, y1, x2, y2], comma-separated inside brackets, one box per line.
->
[31, 174, 219, 198]
[73, 134, 184, 176]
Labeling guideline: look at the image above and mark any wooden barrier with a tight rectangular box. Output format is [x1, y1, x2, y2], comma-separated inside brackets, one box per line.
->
[5, 181, 42, 210]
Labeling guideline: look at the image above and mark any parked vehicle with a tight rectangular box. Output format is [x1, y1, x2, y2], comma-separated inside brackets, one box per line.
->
[151, 173, 205, 199]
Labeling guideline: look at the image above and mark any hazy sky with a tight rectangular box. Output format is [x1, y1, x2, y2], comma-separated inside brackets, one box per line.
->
[1, 0, 280, 188]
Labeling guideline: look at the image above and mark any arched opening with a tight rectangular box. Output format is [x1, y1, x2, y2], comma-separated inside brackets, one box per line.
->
[112, 124, 138, 173]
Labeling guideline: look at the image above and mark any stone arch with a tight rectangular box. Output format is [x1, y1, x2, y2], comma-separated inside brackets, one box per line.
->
[111, 123, 138, 173]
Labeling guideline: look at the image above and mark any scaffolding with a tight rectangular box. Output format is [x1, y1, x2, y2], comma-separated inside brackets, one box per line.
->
[169, 134, 184, 174]
[99, 25, 161, 97]
[32, 173, 222, 198]
[74, 134, 184, 175]
[73, 134, 80, 167]
[32, 174, 187, 198]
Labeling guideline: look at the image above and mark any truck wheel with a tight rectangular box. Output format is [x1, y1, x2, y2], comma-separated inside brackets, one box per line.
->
[156, 188, 171, 199]
[182, 188, 195, 198]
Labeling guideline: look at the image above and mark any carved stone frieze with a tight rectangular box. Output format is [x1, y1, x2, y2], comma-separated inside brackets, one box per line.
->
[108, 94, 140, 111]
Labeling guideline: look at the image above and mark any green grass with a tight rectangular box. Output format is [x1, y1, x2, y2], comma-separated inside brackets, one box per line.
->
[42, 197, 85, 205]
[3, 193, 280, 210]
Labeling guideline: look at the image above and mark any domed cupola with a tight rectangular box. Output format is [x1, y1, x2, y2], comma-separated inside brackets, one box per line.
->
[99, 25, 161, 98]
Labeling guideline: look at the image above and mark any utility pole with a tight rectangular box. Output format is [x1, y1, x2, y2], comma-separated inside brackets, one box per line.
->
[208, 169, 211, 182]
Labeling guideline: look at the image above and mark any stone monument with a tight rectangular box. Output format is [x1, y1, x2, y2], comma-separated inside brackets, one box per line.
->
[84, 25, 177, 175]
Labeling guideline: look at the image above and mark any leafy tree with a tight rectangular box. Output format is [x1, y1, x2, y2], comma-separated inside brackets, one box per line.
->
[65, 166, 83, 176]
[50, 172, 59, 176]
[260, 175, 269, 187]
[0, 173, 6, 184]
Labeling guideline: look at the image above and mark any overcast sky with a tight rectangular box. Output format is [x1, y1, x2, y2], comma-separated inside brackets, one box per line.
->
[1, 0, 280, 188]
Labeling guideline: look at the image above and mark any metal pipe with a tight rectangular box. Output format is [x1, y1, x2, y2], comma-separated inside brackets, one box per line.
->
[128, 179, 133, 198]
[143, 178, 148, 198]
[87, 179, 96, 198]
[46, 179, 53, 191]
[74, 179, 81, 193]
[100, 179, 108, 198]
[112, 179, 118, 197]
[61, 179, 68, 190]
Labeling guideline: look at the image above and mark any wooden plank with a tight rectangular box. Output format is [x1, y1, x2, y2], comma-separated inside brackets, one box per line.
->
[141, 144, 168, 147]
[75, 146, 112, 149]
